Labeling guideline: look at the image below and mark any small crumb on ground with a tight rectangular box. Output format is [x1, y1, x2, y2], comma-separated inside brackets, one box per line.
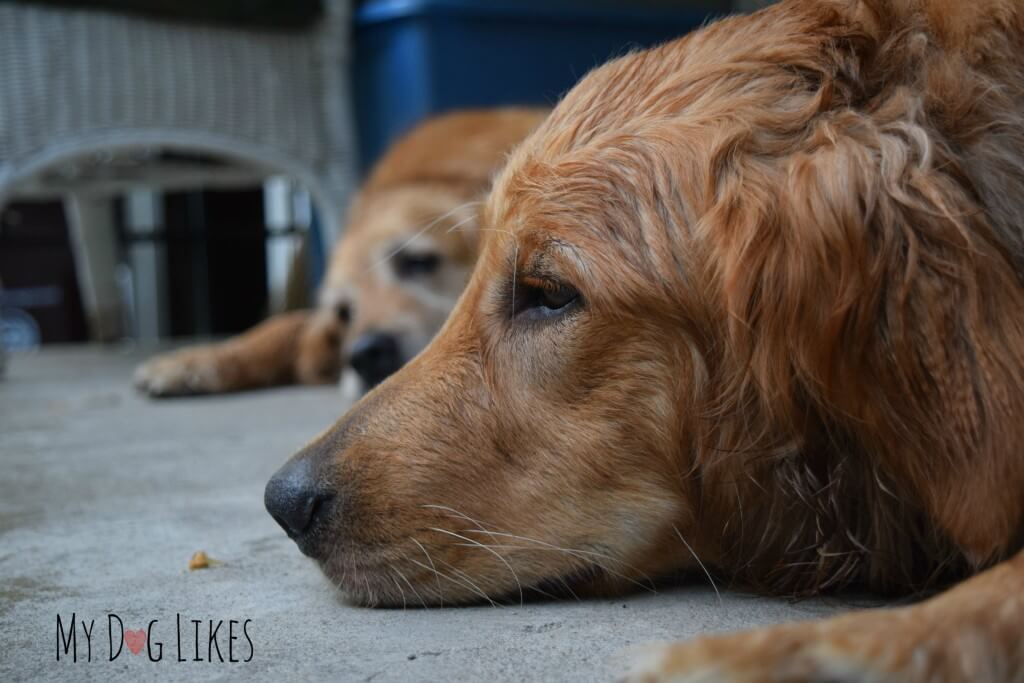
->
[188, 550, 222, 570]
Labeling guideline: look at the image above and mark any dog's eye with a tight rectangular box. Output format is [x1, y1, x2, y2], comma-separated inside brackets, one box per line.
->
[515, 280, 581, 321]
[394, 252, 441, 279]
[335, 303, 351, 325]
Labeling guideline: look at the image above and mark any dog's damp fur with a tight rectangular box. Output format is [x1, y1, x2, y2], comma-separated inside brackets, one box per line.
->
[289, 0, 1024, 608]
[277, 1, 1024, 678]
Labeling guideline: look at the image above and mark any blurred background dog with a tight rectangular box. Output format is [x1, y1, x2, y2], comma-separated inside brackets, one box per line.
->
[133, 108, 547, 401]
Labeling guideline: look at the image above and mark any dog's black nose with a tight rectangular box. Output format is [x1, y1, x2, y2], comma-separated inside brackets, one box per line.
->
[264, 456, 331, 541]
[348, 331, 402, 388]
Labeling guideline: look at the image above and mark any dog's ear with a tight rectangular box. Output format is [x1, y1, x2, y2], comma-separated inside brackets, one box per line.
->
[714, 109, 1024, 564]
[718, 119, 893, 420]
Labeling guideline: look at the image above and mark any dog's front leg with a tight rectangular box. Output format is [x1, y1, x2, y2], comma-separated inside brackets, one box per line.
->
[134, 309, 343, 396]
[627, 550, 1024, 683]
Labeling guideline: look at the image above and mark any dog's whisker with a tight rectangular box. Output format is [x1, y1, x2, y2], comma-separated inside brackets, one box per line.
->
[427, 526, 525, 606]
[393, 564, 429, 609]
[407, 556, 497, 607]
[525, 583, 563, 601]
[423, 503, 657, 593]
[458, 529, 658, 593]
[421, 504, 490, 529]
[550, 572, 582, 602]
[449, 227, 519, 314]
[449, 541, 642, 594]
[433, 557, 500, 608]
[673, 524, 722, 606]
[363, 575, 376, 607]
[363, 199, 482, 275]
[388, 571, 408, 610]
[444, 212, 481, 235]
[450, 539, 652, 595]
[410, 537, 445, 607]
[406, 557, 460, 600]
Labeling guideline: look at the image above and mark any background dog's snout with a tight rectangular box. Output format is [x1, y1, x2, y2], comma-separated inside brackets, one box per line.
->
[349, 331, 402, 388]
[264, 456, 332, 542]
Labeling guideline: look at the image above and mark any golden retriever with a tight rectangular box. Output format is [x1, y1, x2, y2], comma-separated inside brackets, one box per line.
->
[266, 1, 1024, 680]
[133, 108, 547, 400]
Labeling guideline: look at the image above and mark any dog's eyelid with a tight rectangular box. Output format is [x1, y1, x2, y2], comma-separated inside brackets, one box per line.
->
[518, 248, 585, 290]
[519, 272, 565, 290]
[505, 267, 583, 324]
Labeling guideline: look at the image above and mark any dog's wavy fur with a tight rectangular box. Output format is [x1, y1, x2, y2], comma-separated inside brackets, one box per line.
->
[275, 1, 1024, 678]
[134, 108, 546, 398]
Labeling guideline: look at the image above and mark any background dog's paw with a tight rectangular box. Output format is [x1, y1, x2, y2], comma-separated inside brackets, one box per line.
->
[624, 626, 897, 683]
[134, 349, 224, 397]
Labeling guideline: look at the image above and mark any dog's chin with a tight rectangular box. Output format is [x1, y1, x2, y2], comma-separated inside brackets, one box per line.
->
[326, 569, 411, 609]
[310, 551, 410, 608]
[316, 565, 448, 608]
[313, 548, 634, 608]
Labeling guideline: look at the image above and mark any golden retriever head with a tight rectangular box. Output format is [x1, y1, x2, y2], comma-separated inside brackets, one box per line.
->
[269, 0, 1024, 605]
[314, 109, 548, 399]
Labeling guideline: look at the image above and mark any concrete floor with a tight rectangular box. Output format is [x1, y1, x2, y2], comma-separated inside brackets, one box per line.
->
[1, 347, 845, 682]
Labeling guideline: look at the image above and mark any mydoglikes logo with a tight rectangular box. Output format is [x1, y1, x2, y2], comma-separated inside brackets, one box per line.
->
[56, 613, 254, 664]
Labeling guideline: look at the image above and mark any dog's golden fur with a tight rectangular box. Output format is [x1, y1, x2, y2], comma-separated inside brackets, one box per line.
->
[276, 0, 1024, 678]
[134, 108, 546, 398]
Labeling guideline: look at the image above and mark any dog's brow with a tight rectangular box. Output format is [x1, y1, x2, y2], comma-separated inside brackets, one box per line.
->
[520, 239, 586, 280]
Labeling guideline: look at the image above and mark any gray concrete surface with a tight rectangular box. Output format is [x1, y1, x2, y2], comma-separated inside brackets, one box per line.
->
[1, 346, 845, 682]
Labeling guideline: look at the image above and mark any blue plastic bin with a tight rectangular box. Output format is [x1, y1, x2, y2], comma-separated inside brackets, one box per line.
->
[353, 0, 729, 170]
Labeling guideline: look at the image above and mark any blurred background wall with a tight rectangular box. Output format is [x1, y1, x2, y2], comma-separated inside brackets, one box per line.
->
[0, 0, 773, 351]
[736, 0, 775, 10]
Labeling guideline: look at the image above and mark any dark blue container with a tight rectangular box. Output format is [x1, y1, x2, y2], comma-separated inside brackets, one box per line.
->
[353, 0, 729, 171]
